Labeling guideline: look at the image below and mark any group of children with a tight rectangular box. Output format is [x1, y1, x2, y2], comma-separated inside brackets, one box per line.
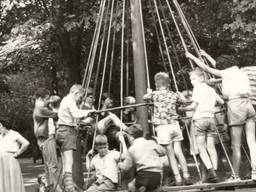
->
[32, 49, 256, 192]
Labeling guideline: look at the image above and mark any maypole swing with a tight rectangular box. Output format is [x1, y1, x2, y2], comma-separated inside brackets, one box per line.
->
[78, 0, 256, 191]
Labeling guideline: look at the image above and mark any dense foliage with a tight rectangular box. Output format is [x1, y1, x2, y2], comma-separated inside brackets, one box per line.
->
[0, 0, 255, 155]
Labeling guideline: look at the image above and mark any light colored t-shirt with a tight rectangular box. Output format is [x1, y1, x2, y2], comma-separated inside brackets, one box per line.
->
[0, 130, 28, 153]
[90, 150, 120, 183]
[119, 137, 166, 173]
[221, 66, 251, 98]
[57, 94, 88, 127]
[192, 82, 220, 120]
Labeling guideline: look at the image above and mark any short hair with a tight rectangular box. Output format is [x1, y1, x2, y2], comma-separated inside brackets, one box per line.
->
[126, 124, 143, 139]
[189, 68, 205, 80]
[0, 117, 11, 130]
[216, 55, 237, 70]
[154, 72, 170, 82]
[95, 134, 108, 146]
[48, 95, 61, 108]
[69, 84, 85, 94]
[34, 88, 50, 99]
[124, 96, 136, 105]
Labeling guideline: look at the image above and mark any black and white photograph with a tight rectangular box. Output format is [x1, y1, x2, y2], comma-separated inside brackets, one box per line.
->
[0, 0, 256, 192]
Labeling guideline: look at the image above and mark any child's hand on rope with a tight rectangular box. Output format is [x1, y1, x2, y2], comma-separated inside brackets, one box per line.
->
[199, 49, 208, 57]
[147, 88, 152, 94]
[86, 149, 95, 159]
[185, 51, 193, 59]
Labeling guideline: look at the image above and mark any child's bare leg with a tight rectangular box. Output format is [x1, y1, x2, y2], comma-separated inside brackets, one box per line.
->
[206, 137, 218, 170]
[164, 144, 182, 183]
[196, 136, 213, 169]
[245, 119, 256, 172]
[230, 126, 243, 177]
[173, 141, 190, 179]
[63, 150, 73, 173]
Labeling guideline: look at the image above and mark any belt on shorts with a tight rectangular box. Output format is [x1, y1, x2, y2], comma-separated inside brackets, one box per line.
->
[228, 95, 249, 101]
[57, 125, 76, 129]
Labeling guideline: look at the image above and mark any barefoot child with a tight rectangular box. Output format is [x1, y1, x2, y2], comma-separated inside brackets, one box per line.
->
[186, 51, 256, 180]
[179, 68, 224, 183]
[86, 135, 120, 191]
[118, 124, 166, 192]
[143, 72, 192, 186]
[56, 84, 95, 192]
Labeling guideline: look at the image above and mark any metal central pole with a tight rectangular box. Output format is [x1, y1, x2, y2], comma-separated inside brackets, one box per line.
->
[130, 0, 149, 136]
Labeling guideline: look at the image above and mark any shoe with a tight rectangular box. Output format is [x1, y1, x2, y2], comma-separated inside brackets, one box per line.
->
[175, 181, 183, 186]
[183, 177, 193, 185]
[251, 170, 256, 181]
[205, 169, 218, 183]
[225, 175, 241, 182]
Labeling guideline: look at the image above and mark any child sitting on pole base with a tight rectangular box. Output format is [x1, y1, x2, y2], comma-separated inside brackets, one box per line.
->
[56, 84, 95, 192]
[118, 124, 166, 192]
[86, 134, 121, 192]
[179, 68, 224, 183]
[143, 72, 192, 186]
[186, 51, 256, 181]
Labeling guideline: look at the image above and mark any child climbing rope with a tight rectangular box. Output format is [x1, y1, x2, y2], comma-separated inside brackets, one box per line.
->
[179, 68, 224, 183]
[143, 72, 192, 186]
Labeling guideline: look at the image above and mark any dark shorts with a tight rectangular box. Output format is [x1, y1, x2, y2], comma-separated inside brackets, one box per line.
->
[56, 125, 77, 152]
[135, 171, 161, 191]
[193, 118, 216, 137]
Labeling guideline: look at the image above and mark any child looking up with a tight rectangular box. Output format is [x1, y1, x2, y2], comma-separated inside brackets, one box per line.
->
[86, 135, 120, 192]
[143, 72, 191, 186]
[179, 68, 224, 183]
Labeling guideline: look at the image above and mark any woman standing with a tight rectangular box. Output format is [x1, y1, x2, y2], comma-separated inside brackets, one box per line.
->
[0, 119, 30, 192]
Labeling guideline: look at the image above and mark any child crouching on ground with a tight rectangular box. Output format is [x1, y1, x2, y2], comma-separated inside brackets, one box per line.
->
[179, 68, 224, 183]
[143, 72, 192, 186]
[86, 135, 120, 192]
[118, 124, 166, 192]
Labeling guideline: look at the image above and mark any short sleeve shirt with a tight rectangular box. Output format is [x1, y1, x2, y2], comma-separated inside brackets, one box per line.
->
[192, 83, 218, 120]
[150, 90, 180, 125]
[0, 130, 24, 153]
[220, 66, 251, 98]
[91, 150, 120, 183]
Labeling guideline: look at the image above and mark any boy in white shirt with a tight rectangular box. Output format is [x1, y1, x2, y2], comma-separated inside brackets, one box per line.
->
[186, 51, 256, 180]
[86, 135, 120, 191]
[56, 84, 95, 192]
[179, 68, 224, 183]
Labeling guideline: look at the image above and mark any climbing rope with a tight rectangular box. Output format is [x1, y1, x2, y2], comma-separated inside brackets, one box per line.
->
[107, 1, 119, 95]
[82, 0, 105, 89]
[93, 0, 111, 97]
[153, 0, 178, 91]
[158, 0, 188, 91]
[148, 0, 167, 72]
[165, 0, 194, 69]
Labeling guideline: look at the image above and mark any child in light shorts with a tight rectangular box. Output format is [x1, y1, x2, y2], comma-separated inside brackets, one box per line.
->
[143, 72, 192, 186]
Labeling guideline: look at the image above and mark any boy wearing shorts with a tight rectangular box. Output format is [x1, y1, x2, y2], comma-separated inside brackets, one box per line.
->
[186, 51, 256, 180]
[143, 72, 191, 185]
[56, 84, 95, 192]
[179, 68, 224, 183]
[86, 135, 120, 192]
[118, 124, 166, 192]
